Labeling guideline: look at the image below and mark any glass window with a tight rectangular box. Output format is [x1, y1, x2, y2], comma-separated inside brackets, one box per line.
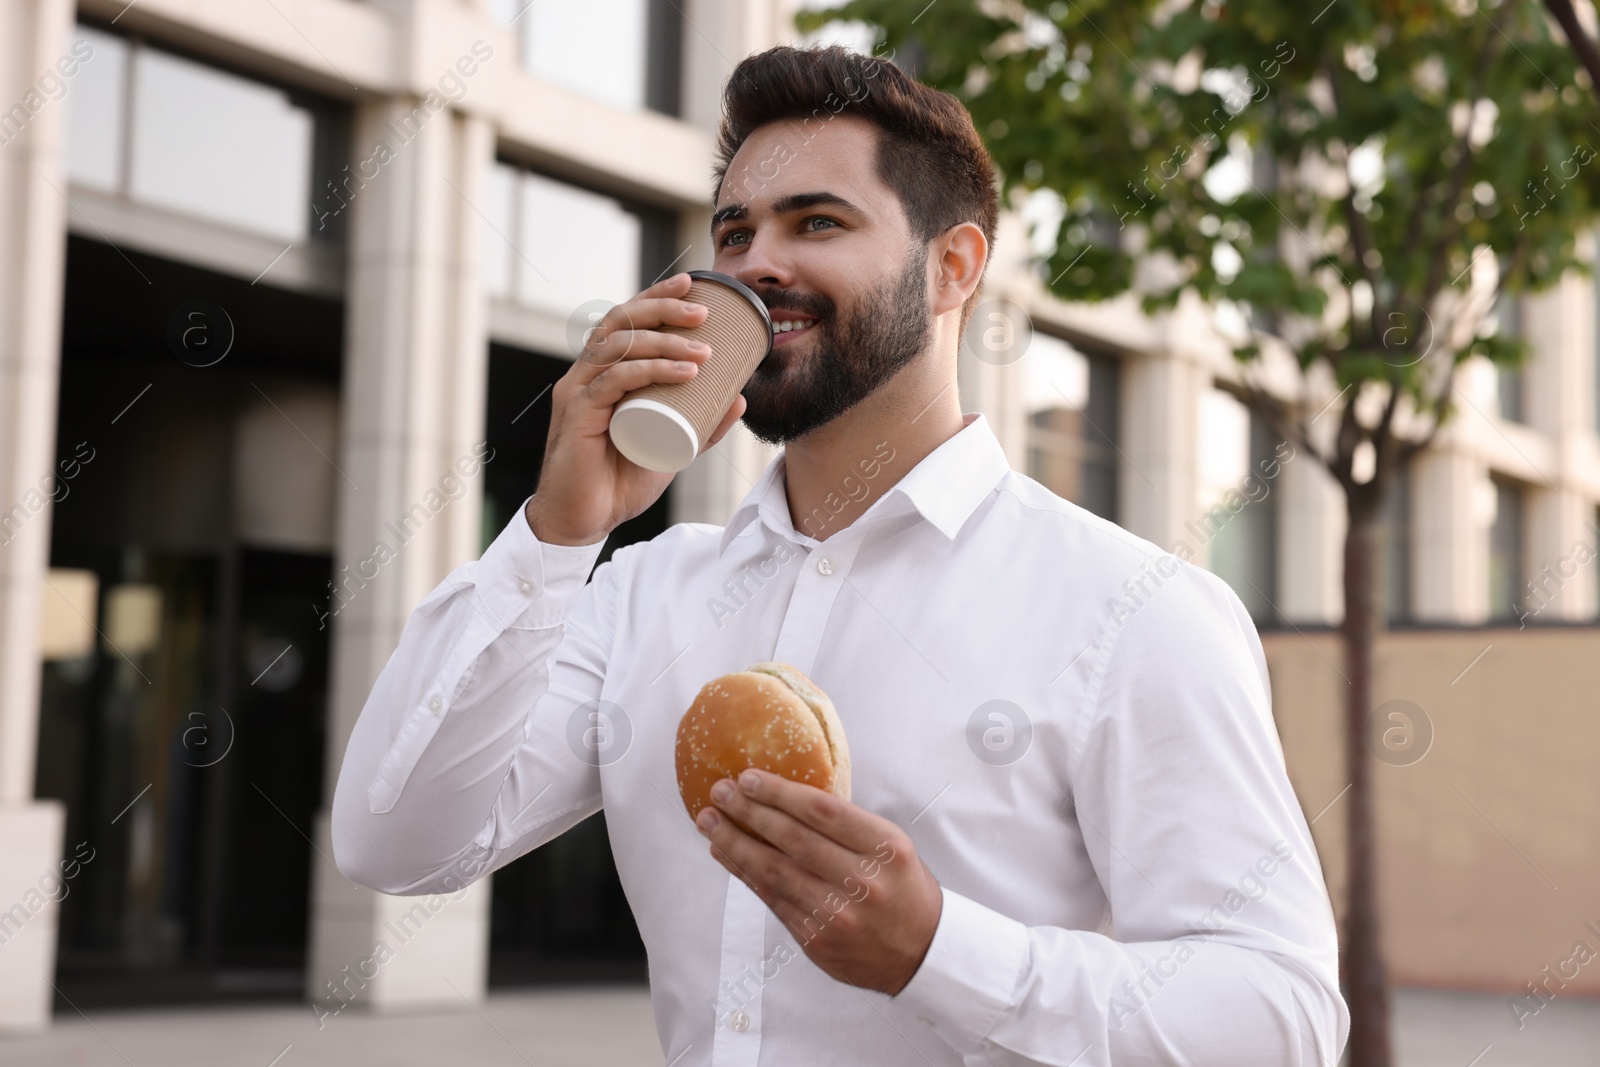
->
[66, 25, 128, 192]
[505, 168, 641, 313]
[1024, 332, 1118, 521]
[642, 0, 684, 117]
[66, 26, 322, 245]
[1202, 397, 1282, 623]
[496, 0, 649, 111]
[483, 162, 518, 300]
[1487, 475, 1524, 621]
[483, 162, 680, 342]
[1379, 460, 1411, 623]
[129, 48, 314, 242]
[1493, 291, 1523, 422]
[796, 0, 879, 53]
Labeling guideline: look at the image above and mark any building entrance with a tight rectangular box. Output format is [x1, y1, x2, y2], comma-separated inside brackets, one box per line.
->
[34, 236, 343, 1007]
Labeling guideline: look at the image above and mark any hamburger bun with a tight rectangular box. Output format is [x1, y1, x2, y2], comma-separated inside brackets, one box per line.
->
[675, 662, 851, 826]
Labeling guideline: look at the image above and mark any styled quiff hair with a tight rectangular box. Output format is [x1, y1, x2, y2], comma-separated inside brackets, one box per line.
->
[712, 45, 999, 328]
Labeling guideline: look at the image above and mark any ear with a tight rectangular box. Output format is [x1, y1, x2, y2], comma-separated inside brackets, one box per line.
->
[930, 221, 987, 319]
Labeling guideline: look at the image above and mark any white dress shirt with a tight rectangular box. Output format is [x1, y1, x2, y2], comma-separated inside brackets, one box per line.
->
[332, 411, 1349, 1066]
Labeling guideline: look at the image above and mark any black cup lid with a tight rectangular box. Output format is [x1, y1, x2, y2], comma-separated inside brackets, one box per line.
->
[688, 269, 773, 357]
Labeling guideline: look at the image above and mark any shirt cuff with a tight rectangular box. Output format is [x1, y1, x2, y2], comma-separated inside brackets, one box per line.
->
[891, 886, 1030, 1054]
[474, 495, 609, 629]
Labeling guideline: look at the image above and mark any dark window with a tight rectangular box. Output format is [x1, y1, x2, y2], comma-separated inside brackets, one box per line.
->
[1024, 334, 1119, 522]
[37, 235, 343, 1008]
[645, 0, 683, 117]
[1207, 410, 1283, 624]
[479, 341, 661, 988]
[480, 205, 681, 987]
[1494, 291, 1523, 423]
[1379, 460, 1412, 623]
[1488, 475, 1525, 621]
[1594, 505, 1600, 622]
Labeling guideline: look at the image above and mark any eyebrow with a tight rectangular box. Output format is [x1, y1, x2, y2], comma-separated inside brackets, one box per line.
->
[710, 191, 864, 233]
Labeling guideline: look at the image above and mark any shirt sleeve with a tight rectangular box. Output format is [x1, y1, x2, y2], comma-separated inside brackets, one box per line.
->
[330, 495, 623, 896]
[892, 561, 1350, 1066]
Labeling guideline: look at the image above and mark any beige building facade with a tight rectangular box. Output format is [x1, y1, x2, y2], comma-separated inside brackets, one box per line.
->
[0, 0, 1595, 1032]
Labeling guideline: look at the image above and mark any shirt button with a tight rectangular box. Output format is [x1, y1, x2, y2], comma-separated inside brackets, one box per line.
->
[517, 578, 534, 595]
[816, 557, 834, 575]
[728, 1009, 750, 1032]
[428, 695, 443, 714]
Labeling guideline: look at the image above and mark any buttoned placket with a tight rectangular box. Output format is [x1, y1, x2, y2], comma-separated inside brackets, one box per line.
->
[708, 525, 868, 1067]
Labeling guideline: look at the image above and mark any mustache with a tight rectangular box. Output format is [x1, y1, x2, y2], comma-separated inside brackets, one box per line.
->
[760, 287, 834, 323]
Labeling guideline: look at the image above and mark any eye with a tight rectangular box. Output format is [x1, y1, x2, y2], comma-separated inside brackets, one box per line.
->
[720, 217, 844, 251]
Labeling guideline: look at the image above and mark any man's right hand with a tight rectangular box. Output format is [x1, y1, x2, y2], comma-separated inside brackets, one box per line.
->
[524, 273, 750, 547]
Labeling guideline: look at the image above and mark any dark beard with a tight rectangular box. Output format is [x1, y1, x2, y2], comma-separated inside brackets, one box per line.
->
[739, 246, 932, 445]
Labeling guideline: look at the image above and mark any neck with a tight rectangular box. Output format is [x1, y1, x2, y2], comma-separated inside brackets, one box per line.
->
[781, 355, 966, 542]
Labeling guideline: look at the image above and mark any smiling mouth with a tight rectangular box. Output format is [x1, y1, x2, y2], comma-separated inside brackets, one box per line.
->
[771, 319, 817, 336]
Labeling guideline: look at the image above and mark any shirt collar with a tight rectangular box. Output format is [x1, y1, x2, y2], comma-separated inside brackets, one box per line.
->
[716, 412, 1011, 556]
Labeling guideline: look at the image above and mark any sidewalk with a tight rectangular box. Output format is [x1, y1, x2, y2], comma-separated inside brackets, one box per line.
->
[1392, 987, 1600, 1067]
[0, 986, 665, 1067]
[1, 985, 1595, 1065]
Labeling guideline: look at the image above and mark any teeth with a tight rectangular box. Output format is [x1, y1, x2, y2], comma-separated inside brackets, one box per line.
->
[773, 320, 813, 333]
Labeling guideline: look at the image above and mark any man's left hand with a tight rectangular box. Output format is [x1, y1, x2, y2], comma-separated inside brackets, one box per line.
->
[696, 768, 943, 995]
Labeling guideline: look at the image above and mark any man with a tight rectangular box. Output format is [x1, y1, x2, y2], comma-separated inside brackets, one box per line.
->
[332, 45, 1349, 1066]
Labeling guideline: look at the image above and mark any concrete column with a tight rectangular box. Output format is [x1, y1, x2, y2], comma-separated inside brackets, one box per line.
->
[1510, 275, 1600, 620]
[958, 334, 1029, 471]
[1412, 445, 1491, 622]
[1523, 487, 1599, 621]
[1119, 348, 1204, 550]
[952, 209, 1036, 474]
[1518, 244, 1600, 621]
[682, 0, 785, 136]
[307, 94, 496, 1014]
[1519, 269, 1585, 439]
[0, 0, 73, 1032]
[1277, 450, 1345, 624]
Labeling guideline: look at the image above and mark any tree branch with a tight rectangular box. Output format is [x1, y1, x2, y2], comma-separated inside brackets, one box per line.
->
[1212, 368, 1340, 487]
[1544, 0, 1600, 98]
[1322, 62, 1381, 345]
[1418, 13, 1508, 311]
[1370, 371, 1405, 484]
[1398, 367, 1458, 465]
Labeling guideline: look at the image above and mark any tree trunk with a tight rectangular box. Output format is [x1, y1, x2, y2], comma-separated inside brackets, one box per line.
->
[1342, 499, 1391, 1066]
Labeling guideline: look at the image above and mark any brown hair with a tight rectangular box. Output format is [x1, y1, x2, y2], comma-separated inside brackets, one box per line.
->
[713, 45, 999, 330]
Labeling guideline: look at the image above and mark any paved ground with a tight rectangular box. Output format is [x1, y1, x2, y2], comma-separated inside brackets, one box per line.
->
[1, 985, 1596, 1065]
[1391, 987, 1600, 1067]
[0, 987, 663, 1067]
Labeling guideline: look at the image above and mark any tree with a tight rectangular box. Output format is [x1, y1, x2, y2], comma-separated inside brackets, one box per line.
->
[799, 2, 1600, 1064]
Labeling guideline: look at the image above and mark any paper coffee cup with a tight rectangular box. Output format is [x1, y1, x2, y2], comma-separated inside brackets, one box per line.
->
[608, 271, 773, 473]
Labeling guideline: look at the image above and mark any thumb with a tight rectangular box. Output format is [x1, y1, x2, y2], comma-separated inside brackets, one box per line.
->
[705, 395, 749, 449]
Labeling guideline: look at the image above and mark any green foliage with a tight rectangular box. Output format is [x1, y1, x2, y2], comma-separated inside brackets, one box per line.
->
[798, 0, 1600, 413]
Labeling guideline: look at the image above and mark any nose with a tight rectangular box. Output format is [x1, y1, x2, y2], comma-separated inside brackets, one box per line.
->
[721, 228, 795, 293]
